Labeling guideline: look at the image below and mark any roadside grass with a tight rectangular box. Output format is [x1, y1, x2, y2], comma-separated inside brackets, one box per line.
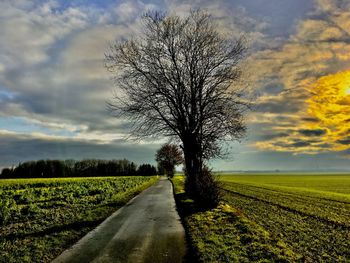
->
[171, 176, 298, 263]
[0, 176, 158, 263]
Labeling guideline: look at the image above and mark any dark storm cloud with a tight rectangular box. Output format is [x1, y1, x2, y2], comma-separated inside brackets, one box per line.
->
[254, 92, 306, 114]
[299, 129, 327, 137]
[213, 148, 350, 171]
[274, 140, 310, 148]
[255, 132, 290, 141]
[301, 117, 319, 123]
[317, 143, 332, 148]
[0, 133, 160, 168]
[291, 141, 311, 147]
[232, 0, 314, 37]
[259, 83, 285, 95]
[274, 139, 321, 148]
[2, 64, 125, 135]
[337, 138, 350, 145]
[14, 92, 55, 115]
[256, 100, 301, 114]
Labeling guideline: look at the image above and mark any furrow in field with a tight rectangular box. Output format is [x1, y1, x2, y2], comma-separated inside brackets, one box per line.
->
[222, 190, 350, 262]
[222, 182, 350, 226]
[221, 187, 350, 230]
[227, 182, 350, 204]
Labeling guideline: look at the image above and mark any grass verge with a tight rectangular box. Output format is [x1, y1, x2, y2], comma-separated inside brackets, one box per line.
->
[171, 176, 299, 263]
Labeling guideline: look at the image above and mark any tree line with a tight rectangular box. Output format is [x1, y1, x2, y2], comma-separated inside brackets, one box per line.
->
[0, 159, 157, 179]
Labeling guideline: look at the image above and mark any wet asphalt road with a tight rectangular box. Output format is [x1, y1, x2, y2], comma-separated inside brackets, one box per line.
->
[52, 178, 186, 263]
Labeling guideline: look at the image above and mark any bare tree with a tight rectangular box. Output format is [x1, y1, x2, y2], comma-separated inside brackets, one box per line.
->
[105, 10, 249, 199]
[156, 143, 183, 178]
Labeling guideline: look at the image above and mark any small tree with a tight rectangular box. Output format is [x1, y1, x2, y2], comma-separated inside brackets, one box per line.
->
[156, 144, 183, 178]
[157, 163, 166, 175]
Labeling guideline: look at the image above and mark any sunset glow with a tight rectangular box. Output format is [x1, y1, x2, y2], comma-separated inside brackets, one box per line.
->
[345, 87, 350, 95]
[307, 70, 350, 151]
[255, 70, 350, 155]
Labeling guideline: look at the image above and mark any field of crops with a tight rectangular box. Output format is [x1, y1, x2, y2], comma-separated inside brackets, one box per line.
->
[221, 174, 350, 262]
[0, 176, 158, 262]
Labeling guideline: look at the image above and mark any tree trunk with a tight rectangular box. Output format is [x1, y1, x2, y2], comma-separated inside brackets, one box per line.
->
[167, 168, 174, 178]
[183, 137, 202, 197]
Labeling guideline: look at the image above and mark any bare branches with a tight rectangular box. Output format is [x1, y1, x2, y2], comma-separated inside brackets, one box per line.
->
[105, 10, 250, 159]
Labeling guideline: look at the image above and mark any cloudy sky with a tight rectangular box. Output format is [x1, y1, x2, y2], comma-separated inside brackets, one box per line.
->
[1, 0, 350, 171]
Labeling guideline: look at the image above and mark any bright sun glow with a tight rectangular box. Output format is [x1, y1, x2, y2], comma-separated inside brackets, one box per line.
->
[307, 70, 350, 151]
[345, 87, 350, 95]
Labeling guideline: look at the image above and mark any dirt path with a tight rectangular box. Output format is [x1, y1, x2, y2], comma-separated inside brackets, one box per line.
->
[53, 178, 186, 263]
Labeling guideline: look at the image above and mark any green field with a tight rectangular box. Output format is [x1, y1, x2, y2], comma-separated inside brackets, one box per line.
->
[221, 174, 350, 262]
[0, 176, 158, 263]
[172, 174, 350, 262]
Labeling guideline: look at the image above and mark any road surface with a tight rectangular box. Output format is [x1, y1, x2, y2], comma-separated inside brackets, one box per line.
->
[53, 178, 186, 263]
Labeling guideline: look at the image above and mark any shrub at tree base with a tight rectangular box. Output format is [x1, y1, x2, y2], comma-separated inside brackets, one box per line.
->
[186, 167, 221, 208]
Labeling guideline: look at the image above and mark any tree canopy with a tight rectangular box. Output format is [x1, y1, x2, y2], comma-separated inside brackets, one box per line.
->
[155, 143, 183, 178]
[106, 10, 250, 202]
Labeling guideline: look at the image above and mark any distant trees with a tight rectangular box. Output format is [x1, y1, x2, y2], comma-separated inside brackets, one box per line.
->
[0, 168, 12, 178]
[155, 144, 183, 178]
[0, 159, 157, 179]
[137, 164, 157, 176]
[105, 10, 249, 206]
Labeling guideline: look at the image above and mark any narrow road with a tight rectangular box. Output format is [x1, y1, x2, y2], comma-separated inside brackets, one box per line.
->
[53, 178, 186, 263]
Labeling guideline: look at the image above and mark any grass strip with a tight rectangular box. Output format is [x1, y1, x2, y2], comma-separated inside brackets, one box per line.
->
[171, 176, 298, 263]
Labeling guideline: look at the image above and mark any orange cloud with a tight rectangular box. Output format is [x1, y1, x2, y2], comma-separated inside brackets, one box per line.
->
[307, 70, 350, 151]
[250, 0, 350, 154]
